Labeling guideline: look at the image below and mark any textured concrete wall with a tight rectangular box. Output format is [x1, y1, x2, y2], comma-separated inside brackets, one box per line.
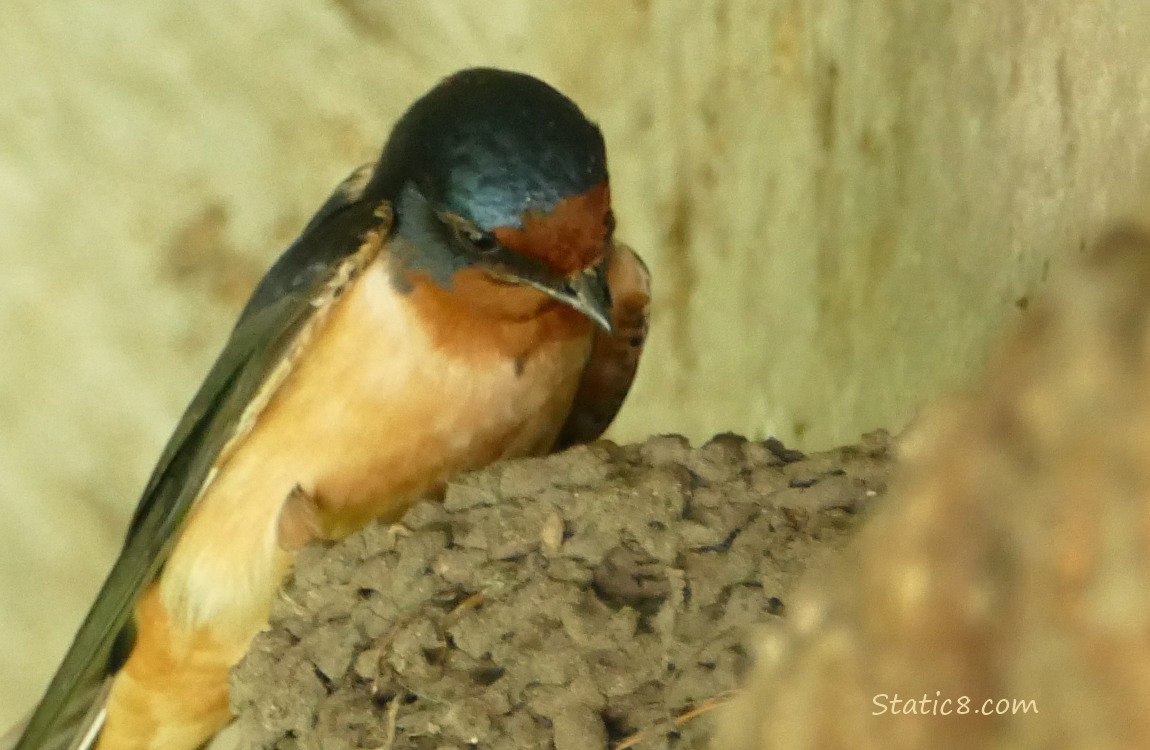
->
[2, 0, 1149, 728]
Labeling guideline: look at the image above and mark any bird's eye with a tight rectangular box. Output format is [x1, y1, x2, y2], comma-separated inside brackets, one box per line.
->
[439, 212, 500, 256]
[455, 224, 500, 255]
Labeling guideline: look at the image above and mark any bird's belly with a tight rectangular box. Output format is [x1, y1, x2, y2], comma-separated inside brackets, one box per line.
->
[159, 264, 591, 634]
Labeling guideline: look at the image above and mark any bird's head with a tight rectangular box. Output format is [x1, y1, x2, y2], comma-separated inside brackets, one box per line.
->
[367, 68, 615, 332]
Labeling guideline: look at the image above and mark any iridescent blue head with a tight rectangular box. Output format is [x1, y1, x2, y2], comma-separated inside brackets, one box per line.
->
[367, 68, 616, 331]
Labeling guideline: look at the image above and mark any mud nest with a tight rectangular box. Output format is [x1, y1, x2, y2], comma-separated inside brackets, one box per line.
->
[230, 431, 894, 749]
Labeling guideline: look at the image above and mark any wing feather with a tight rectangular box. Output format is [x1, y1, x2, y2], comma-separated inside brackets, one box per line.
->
[13, 168, 390, 750]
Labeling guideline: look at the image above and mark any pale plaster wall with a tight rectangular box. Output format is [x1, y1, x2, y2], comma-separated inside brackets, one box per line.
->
[2, 0, 1148, 727]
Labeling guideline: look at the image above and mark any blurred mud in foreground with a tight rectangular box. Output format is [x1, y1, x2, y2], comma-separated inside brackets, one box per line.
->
[715, 225, 1150, 750]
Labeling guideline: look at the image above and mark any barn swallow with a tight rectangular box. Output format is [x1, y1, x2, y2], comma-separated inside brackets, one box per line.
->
[11, 67, 650, 750]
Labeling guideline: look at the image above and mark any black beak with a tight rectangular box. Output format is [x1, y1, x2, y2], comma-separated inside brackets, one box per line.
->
[554, 267, 613, 333]
[522, 266, 613, 333]
[477, 246, 615, 333]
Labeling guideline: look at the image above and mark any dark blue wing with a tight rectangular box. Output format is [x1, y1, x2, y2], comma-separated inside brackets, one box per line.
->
[15, 164, 388, 750]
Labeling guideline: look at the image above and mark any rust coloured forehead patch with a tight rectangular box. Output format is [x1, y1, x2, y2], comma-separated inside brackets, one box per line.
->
[493, 182, 611, 277]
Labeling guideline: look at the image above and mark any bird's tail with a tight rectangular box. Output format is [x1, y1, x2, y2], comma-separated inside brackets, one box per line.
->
[2, 677, 110, 750]
[8, 671, 113, 750]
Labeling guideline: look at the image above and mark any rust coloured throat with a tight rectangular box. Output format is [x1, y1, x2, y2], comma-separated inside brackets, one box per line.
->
[405, 267, 594, 362]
